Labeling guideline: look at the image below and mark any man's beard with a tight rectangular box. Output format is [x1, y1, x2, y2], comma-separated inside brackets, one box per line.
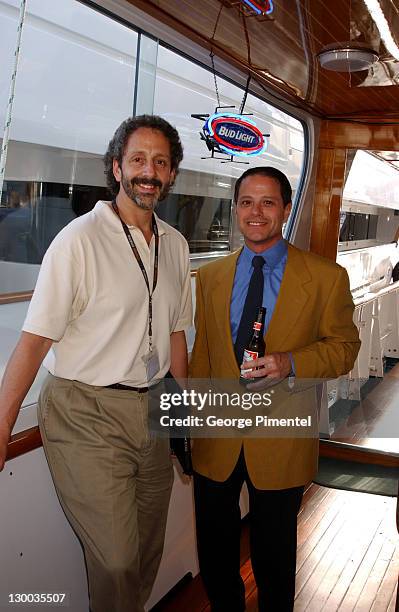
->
[121, 174, 171, 211]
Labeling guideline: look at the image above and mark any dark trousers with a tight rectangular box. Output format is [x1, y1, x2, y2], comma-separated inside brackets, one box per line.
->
[193, 450, 304, 612]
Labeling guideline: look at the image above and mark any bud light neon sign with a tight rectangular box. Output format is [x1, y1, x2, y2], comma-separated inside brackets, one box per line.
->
[240, 0, 273, 15]
[203, 113, 266, 157]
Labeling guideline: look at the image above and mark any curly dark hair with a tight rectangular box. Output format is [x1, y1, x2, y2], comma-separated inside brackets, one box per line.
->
[103, 115, 184, 197]
[234, 166, 292, 207]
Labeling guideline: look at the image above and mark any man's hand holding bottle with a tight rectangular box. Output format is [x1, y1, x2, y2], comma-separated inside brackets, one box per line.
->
[239, 306, 292, 390]
[241, 352, 292, 380]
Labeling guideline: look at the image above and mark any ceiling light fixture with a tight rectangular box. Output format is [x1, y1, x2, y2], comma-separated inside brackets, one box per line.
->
[317, 43, 379, 72]
[363, 0, 399, 61]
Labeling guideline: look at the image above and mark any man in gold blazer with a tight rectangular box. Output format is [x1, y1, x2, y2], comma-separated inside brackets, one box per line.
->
[189, 167, 360, 612]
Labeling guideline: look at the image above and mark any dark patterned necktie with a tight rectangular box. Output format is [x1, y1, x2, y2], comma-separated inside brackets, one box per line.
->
[234, 255, 265, 366]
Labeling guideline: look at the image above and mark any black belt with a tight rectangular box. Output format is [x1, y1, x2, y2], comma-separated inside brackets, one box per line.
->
[105, 383, 149, 393]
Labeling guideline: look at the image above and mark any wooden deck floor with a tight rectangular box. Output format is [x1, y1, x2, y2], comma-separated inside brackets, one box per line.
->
[154, 366, 399, 611]
[154, 484, 399, 612]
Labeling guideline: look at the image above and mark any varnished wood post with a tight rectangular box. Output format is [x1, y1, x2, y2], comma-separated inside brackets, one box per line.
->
[310, 146, 347, 261]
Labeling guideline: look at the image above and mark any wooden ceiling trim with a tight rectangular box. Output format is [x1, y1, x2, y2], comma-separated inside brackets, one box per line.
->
[126, 0, 322, 112]
[159, 0, 301, 63]
[197, 1, 355, 92]
[300, 3, 399, 113]
[316, 0, 353, 30]
[124, 0, 399, 119]
[316, 73, 364, 111]
[320, 120, 399, 150]
[235, 25, 306, 68]
[277, 0, 349, 42]
[174, 0, 222, 30]
[316, 80, 399, 117]
[345, 81, 399, 109]
[126, 0, 313, 105]
[302, 3, 350, 46]
[125, 0, 212, 50]
[313, 76, 378, 115]
[209, 10, 310, 76]
[307, 19, 399, 113]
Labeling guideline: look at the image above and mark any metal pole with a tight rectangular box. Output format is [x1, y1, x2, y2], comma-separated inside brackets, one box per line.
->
[0, 0, 27, 203]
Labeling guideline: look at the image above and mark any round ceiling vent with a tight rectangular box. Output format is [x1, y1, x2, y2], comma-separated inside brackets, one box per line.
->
[317, 47, 379, 72]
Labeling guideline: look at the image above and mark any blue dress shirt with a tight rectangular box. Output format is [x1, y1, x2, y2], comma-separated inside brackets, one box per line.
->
[230, 238, 288, 342]
[230, 239, 294, 373]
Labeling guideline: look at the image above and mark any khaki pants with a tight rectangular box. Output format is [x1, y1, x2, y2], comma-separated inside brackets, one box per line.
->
[38, 374, 173, 612]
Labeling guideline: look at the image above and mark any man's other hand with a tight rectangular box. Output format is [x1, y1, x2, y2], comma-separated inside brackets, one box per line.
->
[0, 331, 53, 472]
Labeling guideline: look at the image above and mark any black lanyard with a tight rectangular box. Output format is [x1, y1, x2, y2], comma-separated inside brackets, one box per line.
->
[112, 200, 159, 350]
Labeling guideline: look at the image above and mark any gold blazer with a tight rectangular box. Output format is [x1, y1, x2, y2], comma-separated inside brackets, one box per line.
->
[189, 243, 361, 489]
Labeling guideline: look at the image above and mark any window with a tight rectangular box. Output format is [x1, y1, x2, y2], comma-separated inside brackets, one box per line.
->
[0, 0, 306, 294]
[159, 192, 231, 254]
[340, 150, 399, 251]
[339, 211, 378, 243]
[0, 0, 138, 293]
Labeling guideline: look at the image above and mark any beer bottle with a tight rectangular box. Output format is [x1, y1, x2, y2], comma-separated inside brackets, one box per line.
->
[240, 307, 266, 382]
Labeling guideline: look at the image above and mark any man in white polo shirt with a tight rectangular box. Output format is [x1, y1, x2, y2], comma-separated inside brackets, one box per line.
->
[0, 115, 192, 612]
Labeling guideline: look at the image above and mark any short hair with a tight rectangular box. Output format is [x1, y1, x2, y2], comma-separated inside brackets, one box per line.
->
[104, 115, 184, 197]
[234, 166, 292, 207]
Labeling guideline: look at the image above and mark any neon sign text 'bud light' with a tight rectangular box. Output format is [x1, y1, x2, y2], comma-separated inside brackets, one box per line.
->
[204, 113, 266, 157]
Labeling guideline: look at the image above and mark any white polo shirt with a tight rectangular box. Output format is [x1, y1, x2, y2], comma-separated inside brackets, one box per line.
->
[23, 201, 192, 386]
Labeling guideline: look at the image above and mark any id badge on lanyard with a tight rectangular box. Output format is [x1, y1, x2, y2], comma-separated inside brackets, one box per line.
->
[112, 201, 161, 381]
[142, 347, 160, 380]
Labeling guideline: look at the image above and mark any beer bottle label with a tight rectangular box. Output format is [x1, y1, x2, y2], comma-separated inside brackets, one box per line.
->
[253, 321, 262, 331]
[240, 349, 258, 376]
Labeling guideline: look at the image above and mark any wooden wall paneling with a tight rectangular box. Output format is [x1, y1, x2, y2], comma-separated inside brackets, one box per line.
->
[310, 144, 347, 260]
[320, 120, 399, 151]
